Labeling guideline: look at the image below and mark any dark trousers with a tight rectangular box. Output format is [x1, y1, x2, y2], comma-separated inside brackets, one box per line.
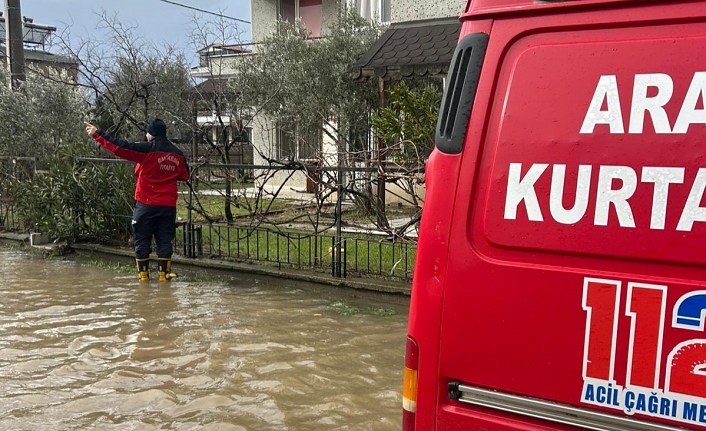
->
[132, 202, 176, 259]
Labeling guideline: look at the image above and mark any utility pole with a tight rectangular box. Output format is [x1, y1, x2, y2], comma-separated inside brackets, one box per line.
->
[4, 0, 25, 87]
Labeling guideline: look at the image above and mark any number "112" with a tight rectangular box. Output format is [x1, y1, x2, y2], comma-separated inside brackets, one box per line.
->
[583, 278, 706, 397]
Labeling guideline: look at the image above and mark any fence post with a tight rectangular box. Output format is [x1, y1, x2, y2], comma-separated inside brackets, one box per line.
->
[331, 236, 336, 277]
[343, 238, 347, 278]
[186, 164, 195, 258]
[335, 162, 343, 278]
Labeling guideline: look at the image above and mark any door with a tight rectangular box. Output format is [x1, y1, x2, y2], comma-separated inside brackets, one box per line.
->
[436, 2, 706, 430]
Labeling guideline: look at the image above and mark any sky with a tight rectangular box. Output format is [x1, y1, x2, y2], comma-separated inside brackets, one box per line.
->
[22, 0, 252, 64]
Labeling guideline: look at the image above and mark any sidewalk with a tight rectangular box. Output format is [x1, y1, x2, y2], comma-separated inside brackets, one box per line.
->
[180, 186, 317, 204]
[283, 217, 418, 238]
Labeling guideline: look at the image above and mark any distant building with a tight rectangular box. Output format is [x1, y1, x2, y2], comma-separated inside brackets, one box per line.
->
[0, 14, 79, 80]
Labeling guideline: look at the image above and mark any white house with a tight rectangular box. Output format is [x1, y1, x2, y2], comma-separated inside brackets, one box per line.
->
[191, 0, 466, 199]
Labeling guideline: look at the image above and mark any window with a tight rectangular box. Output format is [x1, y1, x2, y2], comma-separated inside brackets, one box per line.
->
[199, 52, 209, 67]
[232, 127, 252, 144]
[348, 0, 390, 22]
[277, 124, 321, 160]
[231, 127, 254, 166]
[279, 0, 322, 37]
[281, 0, 297, 24]
[298, 126, 320, 159]
[300, 0, 322, 38]
[382, 0, 390, 23]
[278, 126, 297, 160]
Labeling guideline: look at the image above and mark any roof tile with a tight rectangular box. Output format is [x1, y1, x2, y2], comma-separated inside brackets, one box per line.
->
[353, 17, 461, 82]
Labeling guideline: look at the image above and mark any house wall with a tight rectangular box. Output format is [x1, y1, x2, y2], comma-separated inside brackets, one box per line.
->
[191, 54, 251, 79]
[251, 0, 279, 44]
[251, 114, 311, 195]
[384, 177, 426, 206]
[248, 0, 344, 195]
[252, 0, 343, 44]
[390, 0, 466, 22]
[245, 0, 446, 206]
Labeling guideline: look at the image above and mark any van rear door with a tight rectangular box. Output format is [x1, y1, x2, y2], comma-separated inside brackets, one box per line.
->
[436, 1, 706, 430]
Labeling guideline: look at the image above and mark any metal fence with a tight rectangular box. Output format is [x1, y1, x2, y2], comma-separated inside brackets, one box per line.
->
[176, 223, 415, 280]
[0, 202, 22, 232]
[1, 157, 419, 281]
[81, 209, 415, 280]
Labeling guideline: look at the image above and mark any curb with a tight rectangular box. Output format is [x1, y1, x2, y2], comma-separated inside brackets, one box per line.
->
[0, 232, 411, 295]
[0, 232, 30, 242]
[72, 243, 412, 296]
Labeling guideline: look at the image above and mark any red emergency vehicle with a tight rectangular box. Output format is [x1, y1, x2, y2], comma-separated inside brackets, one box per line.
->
[404, 0, 706, 430]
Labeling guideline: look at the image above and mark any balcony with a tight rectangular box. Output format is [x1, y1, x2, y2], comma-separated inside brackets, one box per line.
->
[191, 44, 253, 79]
[197, 111, 233, 126]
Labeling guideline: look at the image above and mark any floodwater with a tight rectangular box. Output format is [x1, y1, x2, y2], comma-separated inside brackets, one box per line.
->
[0, 251, 409, 431]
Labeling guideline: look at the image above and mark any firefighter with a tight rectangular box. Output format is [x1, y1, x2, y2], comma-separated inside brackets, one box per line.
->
[84, 119, 190, 282]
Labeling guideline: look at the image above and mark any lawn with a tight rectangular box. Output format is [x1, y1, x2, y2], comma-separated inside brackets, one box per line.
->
[176, 223, 416, 280]
[176, 193, 290, 223]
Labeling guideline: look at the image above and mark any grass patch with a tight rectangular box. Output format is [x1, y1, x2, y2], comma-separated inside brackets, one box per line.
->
[81, 259, 135, 274]
[182, 271, 223, 283]
[336, 206, 421, 225]
[330, 300, 360, 316]
[0, 241, 26, 251]
[367, 306, 398, 317]
[179, 179, 254, 193]
[175, 223, 416, 280]
[329, 301, 398, 317]
[177, 194, 290, 224]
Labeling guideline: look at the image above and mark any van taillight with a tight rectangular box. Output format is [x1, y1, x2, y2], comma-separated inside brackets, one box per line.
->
[403, 336, 419, 431]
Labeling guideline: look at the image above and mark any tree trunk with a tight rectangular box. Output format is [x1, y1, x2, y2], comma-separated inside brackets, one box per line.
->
[223, 128, 233, 223]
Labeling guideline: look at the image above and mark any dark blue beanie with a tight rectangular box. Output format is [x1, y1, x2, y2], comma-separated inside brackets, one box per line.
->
[146, 118, 167, 137]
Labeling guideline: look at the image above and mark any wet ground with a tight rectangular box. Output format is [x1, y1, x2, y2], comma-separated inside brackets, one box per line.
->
[0, 250, 409, 430]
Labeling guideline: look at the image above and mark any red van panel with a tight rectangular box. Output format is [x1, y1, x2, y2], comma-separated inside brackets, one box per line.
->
[409, 1, 706, 430]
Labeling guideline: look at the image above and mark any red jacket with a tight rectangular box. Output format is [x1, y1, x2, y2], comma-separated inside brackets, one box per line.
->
[93, 132, 189, 207]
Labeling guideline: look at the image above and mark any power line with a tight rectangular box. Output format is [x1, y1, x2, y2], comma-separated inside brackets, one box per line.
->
[155, 0, 251, 24]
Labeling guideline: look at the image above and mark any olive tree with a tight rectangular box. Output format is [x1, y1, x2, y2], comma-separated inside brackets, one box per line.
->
[0, 65, 135, 242]
[0, 67, 86, 158]
[232, 9, 388, 232]
[371, 80, 442, 230]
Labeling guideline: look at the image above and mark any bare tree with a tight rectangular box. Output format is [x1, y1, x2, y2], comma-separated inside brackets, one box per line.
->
[48, 12, 193, 138]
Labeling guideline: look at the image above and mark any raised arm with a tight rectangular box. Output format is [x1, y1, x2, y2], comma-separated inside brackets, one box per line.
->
[85, 122, 151, 164]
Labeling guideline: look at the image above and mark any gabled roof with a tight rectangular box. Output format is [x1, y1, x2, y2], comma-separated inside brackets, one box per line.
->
[353, 17, 461, 82]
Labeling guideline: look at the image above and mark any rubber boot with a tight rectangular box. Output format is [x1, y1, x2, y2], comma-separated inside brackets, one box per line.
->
[136, 258, 150, 282]
[157, 258, 177, 282]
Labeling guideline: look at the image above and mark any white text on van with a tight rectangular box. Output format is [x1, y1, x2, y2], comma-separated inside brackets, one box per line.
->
[504, 164, 706, 231]
[580, 73, 706, 134]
